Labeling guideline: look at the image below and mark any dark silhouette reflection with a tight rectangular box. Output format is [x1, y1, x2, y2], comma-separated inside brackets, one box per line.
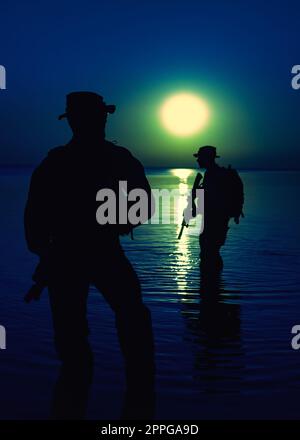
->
[24, 92, 155, 419]
[181, 269, 243, 393]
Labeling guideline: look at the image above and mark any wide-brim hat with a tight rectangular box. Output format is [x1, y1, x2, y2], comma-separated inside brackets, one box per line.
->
[58, 91, 116, 120]
[193, 145, 220, 158]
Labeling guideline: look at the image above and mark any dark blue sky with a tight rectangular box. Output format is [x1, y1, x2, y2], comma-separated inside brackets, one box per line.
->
[0, 0, 299, 168]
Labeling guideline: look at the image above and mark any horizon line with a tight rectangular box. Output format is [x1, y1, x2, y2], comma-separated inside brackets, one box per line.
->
[0, 164, 300, 172]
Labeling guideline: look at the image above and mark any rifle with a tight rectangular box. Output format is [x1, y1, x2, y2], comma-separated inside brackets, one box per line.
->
[177, 172, 203, 240]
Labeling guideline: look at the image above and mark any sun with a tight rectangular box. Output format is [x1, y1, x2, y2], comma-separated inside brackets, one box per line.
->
[160, 92, 210, 137]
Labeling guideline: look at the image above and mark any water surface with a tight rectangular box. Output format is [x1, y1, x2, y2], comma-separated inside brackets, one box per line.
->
[0, 168, 299, 419]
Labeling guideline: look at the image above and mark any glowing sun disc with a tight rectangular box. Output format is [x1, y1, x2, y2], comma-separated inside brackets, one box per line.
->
[160, 92, 210, 136]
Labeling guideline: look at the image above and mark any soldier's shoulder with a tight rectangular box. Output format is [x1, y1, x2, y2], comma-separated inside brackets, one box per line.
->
[220, 165, 238, 175]
[106, 141, 143, 166]
[106, 141, 132, 156]
[220, 165, 243, 187]
[43, 145, 71, 168]
[47, 145, 69, 159]
[32, 146, 68, 176]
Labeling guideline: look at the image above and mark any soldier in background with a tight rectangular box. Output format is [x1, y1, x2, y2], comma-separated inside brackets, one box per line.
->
[193, 146, 244, 272]
[24, 92, 155, 419]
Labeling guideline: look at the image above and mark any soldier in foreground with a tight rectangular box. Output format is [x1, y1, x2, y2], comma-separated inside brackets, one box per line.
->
[24, 92, 155, 419]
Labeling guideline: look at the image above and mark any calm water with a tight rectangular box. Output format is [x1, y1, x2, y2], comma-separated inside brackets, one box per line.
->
[0, 168, 300, 419]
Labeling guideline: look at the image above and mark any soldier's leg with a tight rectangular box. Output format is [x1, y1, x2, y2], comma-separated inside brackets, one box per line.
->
[48, 275, 93, 419]
[200, 221, 219, 268]
[200, 216, 229, 271]
[92, 251, 155, 418]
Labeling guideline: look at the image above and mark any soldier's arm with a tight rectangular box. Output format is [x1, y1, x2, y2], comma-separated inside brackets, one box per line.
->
[127, 155, 155, 225]
[24, 159, 51, 256]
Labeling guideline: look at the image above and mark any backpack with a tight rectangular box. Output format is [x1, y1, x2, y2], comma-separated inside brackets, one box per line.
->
[224, 165, 244, 219]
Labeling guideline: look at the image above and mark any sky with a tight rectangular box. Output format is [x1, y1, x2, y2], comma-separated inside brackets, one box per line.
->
[0, 0, 300, 168]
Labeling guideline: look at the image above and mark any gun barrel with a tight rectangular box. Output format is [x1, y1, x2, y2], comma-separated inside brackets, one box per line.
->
[177, 172, 203, 240]
[177, 221, 186, 240]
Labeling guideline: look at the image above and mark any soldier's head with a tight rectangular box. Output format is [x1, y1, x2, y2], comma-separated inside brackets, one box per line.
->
[193, 145, 220, 169]
[58, 92, 116, 139]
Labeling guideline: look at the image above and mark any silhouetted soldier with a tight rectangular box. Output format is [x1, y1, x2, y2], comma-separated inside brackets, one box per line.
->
[24, 92, 155, 419]
[193, 146, 244, 271]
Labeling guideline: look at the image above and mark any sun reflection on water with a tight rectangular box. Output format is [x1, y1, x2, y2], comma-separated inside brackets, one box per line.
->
[170, 168, 198, 296]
